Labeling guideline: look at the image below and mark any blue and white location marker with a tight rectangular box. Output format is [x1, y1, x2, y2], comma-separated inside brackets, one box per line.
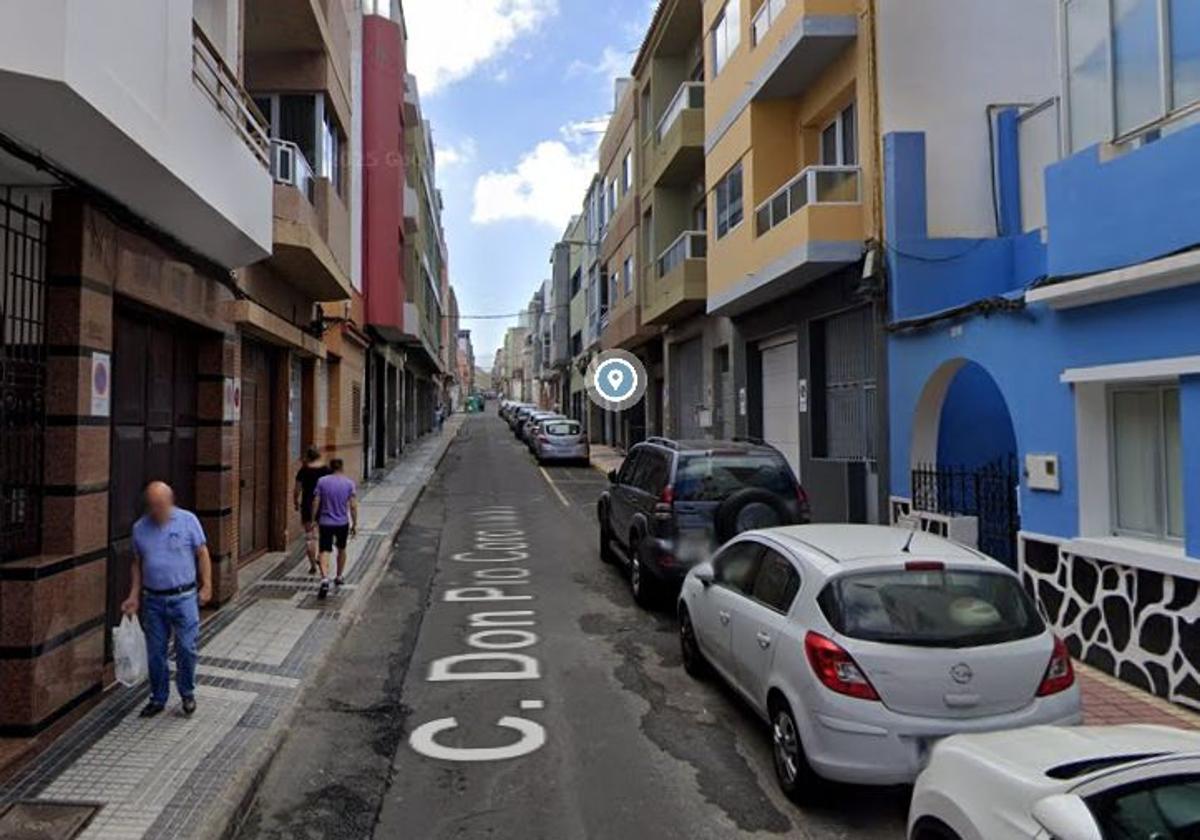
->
[586, 351, 647, 411]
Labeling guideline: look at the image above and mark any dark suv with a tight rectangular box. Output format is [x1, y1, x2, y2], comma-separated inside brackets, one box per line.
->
[597, 438, 810, 606]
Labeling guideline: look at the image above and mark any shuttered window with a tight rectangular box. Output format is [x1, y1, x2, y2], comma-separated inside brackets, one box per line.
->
[813, 307, 876, 462]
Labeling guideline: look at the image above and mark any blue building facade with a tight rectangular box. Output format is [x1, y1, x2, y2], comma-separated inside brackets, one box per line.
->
[885, 102, 1200, 710]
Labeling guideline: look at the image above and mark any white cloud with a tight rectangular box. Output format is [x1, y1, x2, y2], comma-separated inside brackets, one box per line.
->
[567, 46, 631, 85]
[471, 136, 597, 228]
[403, 0, 558, 95]
[436, 138, 478, 170]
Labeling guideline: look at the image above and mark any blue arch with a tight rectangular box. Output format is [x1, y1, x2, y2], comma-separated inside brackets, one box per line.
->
[937, 361, 1017, 471]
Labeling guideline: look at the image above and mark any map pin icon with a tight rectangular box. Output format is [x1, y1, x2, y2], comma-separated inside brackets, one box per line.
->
[606, 369, 624, 391]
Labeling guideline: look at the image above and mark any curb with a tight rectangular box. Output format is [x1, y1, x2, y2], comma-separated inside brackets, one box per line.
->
[196, 422, 464, 840]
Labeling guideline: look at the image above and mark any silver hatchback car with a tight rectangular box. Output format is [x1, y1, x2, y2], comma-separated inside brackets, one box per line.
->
[532, 419, 589, 464]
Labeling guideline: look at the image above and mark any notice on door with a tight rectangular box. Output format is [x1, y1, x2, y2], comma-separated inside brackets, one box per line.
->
[90, 352, 110, 418]
[224, 377, 242, 423]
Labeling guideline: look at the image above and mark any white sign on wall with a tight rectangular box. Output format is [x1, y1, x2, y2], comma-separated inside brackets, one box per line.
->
[224, 377, 242, 423]
[798, 379, 809, 414]
[90, 352, 111, 418]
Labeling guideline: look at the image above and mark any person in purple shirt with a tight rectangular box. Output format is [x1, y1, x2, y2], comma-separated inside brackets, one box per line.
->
[121, 482, 212, 718]
[312, 458, 358, 600]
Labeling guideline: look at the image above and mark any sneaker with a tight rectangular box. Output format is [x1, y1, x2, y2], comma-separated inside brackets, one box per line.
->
[181, 697, 197, 716]
[334, 576, 345, 588]
[318, 579, 330, 600]
[139, 702, 165, 718]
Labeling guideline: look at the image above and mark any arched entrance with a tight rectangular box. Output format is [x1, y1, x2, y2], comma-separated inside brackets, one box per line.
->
[910, 359, 1020, 566]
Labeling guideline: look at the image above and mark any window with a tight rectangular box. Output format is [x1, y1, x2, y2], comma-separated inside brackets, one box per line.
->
[571, 332, 582, 356]
[1063, 0, 1200, 150]
[714, 540, 763, 594]
[622, 150, 633, 195]
[714, 161, 744, 239]
[1109, 384, 1183, 541]
[820, 103, 858, 166]
[1088, 773, 1200, 838]
[607, 179, 617, 218]
[711, 0, 741, 77]
[641, 85, 653, 139]
[636, 450, 671, 495]
[751, 550, 801, 613]
[623, 256, 634, 296]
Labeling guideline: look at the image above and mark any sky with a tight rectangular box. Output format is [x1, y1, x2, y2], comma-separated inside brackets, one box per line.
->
[403, 0, 658, 366]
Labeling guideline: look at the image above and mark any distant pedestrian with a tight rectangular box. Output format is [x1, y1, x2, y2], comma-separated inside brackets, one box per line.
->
[293, 447, 330, 576]
[436, 402, 446, 432]
[121, 481, 212, 718]
[313, 458, 358, 600]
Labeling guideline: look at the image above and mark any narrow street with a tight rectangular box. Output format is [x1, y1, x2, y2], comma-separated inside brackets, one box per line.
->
[238, 412, 909, 839]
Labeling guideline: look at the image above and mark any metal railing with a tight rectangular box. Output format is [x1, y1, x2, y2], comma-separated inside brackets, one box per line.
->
[656, 82, 705, 143]
[752, 0, 787, 46]
[191, 21, 269, 167]
[754, 165, 861, 237]
[656, 230, 707, 278]
[1113, 96, 1200, 149]
[270, 140, 316, 202]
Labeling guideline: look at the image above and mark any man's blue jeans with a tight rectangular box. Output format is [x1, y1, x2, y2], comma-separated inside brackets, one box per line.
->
[142, 592, 200, 706]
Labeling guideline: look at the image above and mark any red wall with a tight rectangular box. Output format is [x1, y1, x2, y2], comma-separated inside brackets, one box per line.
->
[362, 15, 406, 335]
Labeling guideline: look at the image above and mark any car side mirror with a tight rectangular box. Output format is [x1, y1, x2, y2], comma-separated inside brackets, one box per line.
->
[693, 566, 714, 587]
[1032, 795, 1103, 840]
[607, 470, 618, 484]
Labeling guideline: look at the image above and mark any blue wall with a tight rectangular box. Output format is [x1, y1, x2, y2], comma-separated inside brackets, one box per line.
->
[1046, 121, 1200, 278]
[937, 362, 1018, 471]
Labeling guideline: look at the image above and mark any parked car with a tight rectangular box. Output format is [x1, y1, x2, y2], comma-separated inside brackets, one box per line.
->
[677, 524, 1083, 800]
[532, 419, 589, 464]
[520, 411, 563, 445]
[510, 404, 538, 432]
[597, 438, 809, 605]
[909, 724, 1200, 839]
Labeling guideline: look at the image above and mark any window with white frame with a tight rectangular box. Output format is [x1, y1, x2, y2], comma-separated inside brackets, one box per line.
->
[711, 0, 741, 77]
[607, 179, 617, 218]
[1063, 0, 1200, 151]
[714, 161, 744, 239]
[1109, 383, 1183, 541]
[820, 102, 858, 166]
[622, 150, 633, 195]
[623, 256, 633, 296]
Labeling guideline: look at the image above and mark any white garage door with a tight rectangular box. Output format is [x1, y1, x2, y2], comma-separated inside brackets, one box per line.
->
[760, 335, 800, 479]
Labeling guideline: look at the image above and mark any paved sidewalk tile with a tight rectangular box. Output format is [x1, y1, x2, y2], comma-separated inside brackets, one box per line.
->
[590, 444, 624, 475]
[1078, 662, 1200, 729]
[0, 418, 464, 840]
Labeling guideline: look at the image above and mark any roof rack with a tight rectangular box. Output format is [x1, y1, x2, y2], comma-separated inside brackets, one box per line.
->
[643, 436, 679, 450]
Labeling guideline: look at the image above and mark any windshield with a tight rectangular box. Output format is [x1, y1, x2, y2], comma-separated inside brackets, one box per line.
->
[673, 453, 794, 502]
[818, 569, 1044, 648]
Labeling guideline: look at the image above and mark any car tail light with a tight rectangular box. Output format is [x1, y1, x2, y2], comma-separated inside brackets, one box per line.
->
[1037, 636, 1075, 697]
[654, 484, 674, 520]
[537, 434, 549, 444]
[904, 561, 945, 572]
[805, 632, 880, 701]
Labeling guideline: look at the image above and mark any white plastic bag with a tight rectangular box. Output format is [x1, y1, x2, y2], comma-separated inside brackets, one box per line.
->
[113, 615, 148, 687]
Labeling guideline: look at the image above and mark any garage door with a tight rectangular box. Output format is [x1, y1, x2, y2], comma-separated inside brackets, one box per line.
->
[759, 335, 800, 479]
[671, 337, 704, 439]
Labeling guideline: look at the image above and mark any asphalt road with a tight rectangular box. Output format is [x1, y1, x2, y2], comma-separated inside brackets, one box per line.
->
[237, 411, 909, 839]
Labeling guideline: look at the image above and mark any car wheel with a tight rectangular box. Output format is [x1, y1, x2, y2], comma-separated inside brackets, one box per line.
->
[629, 540, 656, 608]
[770, 698, 823, 805]
[679, 608, 709, 679]
[714, 488, 792, 543]
[598, 507, 617, 565]
[911, 819, 963, 840]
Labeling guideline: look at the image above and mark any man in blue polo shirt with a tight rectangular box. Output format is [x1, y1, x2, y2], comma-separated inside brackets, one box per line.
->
[121, 481, 212, 718]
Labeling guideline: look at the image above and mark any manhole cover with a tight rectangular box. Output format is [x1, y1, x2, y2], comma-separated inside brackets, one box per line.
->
[0, 802, 99, 840]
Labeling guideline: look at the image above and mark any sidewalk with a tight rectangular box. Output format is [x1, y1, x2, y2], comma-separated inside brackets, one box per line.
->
[0, 416, 464, 840]
[589, 443, 624, 475]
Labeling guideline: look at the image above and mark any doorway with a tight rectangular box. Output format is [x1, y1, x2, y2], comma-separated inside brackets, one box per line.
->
[239, 340, 275, 562]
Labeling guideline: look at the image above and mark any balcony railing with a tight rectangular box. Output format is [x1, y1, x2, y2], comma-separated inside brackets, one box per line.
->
[191, 21, 269, 168]
[754, 165, 861, 237]
[656, 82, 705, 143]
[656, 230, 708, 278]
[752, 0, 787, 47]
[270, 140, 316, 203]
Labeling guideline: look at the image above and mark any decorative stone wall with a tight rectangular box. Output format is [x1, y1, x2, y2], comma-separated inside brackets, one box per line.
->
[1020, 535, 1200, 712]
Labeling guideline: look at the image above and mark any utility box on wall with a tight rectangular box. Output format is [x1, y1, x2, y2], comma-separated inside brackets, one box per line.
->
[1025, 453, 1060, 492]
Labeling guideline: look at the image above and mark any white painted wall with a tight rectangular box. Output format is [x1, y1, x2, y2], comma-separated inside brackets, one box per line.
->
[0, 0, 272, 267]
[876, 0, 1059, 239]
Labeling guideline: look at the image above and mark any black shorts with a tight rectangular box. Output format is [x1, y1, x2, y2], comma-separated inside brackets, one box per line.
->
[319, 524, 350, 552]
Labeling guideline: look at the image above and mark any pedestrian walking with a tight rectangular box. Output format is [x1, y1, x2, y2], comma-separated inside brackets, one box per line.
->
[313, 458, 358, 600]
[436, 402, 445, 433]
[121, 481, 212, 718]
[293, 447, 330, 575]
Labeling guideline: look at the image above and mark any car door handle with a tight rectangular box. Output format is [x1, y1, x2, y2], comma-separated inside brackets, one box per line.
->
[718, 611, 730, 625]
[756, 632, 772, 649]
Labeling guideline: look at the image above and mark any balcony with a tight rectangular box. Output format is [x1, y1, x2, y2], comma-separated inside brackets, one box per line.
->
[645, 231, 707, 325]
[754, 165, 860, 237]
[748, 0, 856, 102]
[649, 82, 705, 188]
[404, 179, 419, 234]
[751, 0, 787, 46]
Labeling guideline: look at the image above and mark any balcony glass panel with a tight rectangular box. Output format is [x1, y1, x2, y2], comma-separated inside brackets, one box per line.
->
[656, 231, 707, 278]
[657, 83, 706, 142]
[814, 168, 859, 203]
[1113, 0, 1162, 135]
[751, 0, 786, 46]
[754, 166, 860, 238]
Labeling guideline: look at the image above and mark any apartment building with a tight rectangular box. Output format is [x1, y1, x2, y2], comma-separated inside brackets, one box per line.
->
[243, 0, 362, 557]
[0, 0, 276, 735]
[598, 79, 659, 447]
[560, 214, 590, 425]
[456, 330, 476, 400]
[700, 0, 886, 525]
[883, 0, 1200, 711]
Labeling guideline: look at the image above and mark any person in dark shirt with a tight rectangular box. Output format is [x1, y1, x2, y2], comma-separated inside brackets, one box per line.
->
[293, 447, 330, 575]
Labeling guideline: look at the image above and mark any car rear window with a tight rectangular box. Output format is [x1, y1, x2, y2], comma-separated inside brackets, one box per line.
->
[546, 422, 581, 436]
[818, 569, 1044, 648]
[673, 453, 794, 501]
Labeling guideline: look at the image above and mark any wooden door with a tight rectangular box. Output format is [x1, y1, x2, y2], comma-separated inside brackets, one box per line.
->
[238, 341, 274, 562]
